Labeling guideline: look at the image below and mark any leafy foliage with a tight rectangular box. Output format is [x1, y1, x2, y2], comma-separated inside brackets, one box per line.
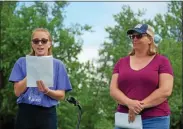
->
[97, 2, 182, 129]
[0, 1, 182, 129]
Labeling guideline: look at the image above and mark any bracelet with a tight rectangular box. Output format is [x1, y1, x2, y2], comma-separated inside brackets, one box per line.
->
[44, 89, 50, 94]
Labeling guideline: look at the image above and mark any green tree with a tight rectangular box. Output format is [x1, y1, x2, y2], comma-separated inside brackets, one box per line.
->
[153, 2, 182, 128]
[96, 6, 147, 128]
[97, 2, 182, 129]
[0, 1, 182, 129]
[0, 1, 92, 129]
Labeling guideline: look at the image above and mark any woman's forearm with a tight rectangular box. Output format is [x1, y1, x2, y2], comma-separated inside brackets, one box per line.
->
[142, 74, 173, 109]
[14, 77, 27, 97]
[45, 89, 65, 101]
[141, 89, 170, 108]
[110, 88, 131, 106]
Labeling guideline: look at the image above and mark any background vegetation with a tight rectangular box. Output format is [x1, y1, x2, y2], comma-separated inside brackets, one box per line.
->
[0, 1, 182, 129]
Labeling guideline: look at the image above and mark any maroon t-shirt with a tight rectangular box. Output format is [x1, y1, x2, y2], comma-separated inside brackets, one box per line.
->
[113, 54, 173, 120]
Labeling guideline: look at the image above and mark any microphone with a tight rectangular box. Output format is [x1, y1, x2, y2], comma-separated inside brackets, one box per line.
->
[66, 96, 79, 106]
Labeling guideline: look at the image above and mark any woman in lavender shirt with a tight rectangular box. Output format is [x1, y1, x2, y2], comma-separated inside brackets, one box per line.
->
[9, 28, 72, 129]
[110, 24, 174, 129]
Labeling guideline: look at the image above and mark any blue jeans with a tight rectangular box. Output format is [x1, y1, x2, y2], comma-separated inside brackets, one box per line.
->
[114, 116, 170, 129]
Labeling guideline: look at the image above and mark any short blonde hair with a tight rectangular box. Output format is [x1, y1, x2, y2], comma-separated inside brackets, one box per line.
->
[29, 28, 52, 56]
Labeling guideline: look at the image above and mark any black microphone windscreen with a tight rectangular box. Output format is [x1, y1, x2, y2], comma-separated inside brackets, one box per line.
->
[66, 97, 76, 104]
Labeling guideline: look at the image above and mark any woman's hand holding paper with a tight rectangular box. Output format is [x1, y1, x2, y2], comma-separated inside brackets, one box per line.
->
[36, 80, 50, 94]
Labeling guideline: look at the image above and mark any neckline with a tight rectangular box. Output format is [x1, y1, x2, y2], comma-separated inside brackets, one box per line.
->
[128, 54, 157, 72]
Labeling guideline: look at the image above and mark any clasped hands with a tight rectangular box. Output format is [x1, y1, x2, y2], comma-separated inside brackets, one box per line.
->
[36, 80, 50, 94]
[127, 99, 144, 123]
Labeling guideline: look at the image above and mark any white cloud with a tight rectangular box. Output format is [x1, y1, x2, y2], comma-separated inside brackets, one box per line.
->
[78, 44, 100, 63]
[81, 26, 108, 45]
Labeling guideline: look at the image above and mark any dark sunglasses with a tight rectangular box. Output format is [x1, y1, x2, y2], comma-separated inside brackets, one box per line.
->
[129, 34, 147, 40]
[32, 38, 49, 44]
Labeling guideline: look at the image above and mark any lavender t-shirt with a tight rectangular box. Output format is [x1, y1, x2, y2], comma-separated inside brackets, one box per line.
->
[113, 54, 173, 120]
[9, 57, 72, 107]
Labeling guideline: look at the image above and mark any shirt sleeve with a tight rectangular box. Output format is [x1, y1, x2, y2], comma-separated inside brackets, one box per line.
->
[159, 56, 174, 76]
[56, 61, 72, 92]
[9, 58, 24, 82]
[113, 58, 122, 74]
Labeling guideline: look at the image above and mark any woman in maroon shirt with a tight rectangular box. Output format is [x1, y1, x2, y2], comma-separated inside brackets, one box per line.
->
[110, 24, 174, 129]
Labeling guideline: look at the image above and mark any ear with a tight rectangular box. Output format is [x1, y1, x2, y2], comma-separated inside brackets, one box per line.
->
[31, 43, 34, 48]
[148, 37, 153, 45]
[48, 41, 52, 48]
[49, 42, 52, 48]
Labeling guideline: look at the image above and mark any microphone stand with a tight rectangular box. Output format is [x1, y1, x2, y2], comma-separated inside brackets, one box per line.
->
[76, 104, 82, 129]
[66, 97, 82, 129]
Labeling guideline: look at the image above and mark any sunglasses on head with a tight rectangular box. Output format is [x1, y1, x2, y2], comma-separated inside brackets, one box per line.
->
[32, 38, 48, 44]
[129, 33, 147, 40]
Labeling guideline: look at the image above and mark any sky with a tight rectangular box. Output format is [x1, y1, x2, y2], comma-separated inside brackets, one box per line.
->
[20, 1, 168, 63]
[63, 2, 168, 63]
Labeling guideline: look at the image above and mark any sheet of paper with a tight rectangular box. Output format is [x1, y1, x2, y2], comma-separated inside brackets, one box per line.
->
[26, 55, 53, 87]
[115, 112, 142, 129]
